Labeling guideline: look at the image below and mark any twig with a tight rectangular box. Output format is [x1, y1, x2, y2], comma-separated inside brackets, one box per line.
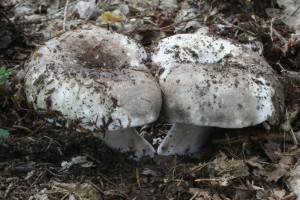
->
[277, 61, 300, 84]
[15, 17, 48, 25]
[26, 170, 46, 192]
[270, 18, 274, 41]
[246, 180, 264, 191]
[96, 173, 116, 186]
[4, 182, 14, 198]
[276, 61, 286, 72]
[85, 180, 105, 195]
[282, 108, 299, 145]
[135, 168, 141, 188]
[291, 5, 300, 16]
[84, 0, 109, 23]
[46, 168, 64, 177]
[29, 121, 46, 135]
[289, 128, 298, 145]
[212, 130, 299, 144]
[12, 125, 33, 133]
[190, 190, 200, 200]
[194, 178, 224, 182]
[218, 16, 256, 36]
[63, 0, 70, 32]
[159, 13, 202, 30]
[269, 23, 287, 44]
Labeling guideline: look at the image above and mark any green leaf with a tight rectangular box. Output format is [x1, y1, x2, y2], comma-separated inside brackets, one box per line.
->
[0, 66, 11, 83]
[0, 128, 9, 139]
[0, 67, 6, 75]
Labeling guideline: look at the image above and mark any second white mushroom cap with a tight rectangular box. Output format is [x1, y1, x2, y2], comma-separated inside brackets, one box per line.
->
[152, 30, 284, 155]
[152, 32, 284, 128]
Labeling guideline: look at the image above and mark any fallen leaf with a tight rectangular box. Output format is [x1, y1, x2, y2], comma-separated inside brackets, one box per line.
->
[100, 12, 126, 22]
[263, 141, 282, 163]
[279, 155, 295, 165]
[189, 188, 211, 200]
[52, 181, 101, 200]
[61, 155, 94, 170]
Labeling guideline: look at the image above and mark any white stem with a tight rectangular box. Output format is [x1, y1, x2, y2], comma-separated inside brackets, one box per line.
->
[157, 123, 212, 156]
[96, 128, 155, 159]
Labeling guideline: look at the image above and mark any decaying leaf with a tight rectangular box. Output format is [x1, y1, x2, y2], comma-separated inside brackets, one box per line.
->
[52, 181, 101, 200]
[208, 152, 249, 178]
[189, 188, 211, 200]
[286, 164, 300, 198]
[61, 155, 94, 170]
[263, 141, 282, 163]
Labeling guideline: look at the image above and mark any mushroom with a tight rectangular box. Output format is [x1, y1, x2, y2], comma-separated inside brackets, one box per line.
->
[24, 25, 162, 158]
[152, 31, 284, 156]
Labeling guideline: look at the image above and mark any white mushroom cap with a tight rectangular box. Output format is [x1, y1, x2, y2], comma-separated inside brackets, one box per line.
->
[152, 33, 265, 79]
[152, 32, 284, 128]
[152, 33, 243, 70]
[159, 62, 281, 128]
[25, 25, 162, 131]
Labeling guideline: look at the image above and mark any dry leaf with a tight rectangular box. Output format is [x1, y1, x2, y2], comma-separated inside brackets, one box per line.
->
[52, 181, 101, 200]
[100, 12, 126, 22]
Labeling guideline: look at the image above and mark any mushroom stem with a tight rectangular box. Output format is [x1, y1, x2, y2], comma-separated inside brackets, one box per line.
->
[157, 123, 213, 156]
[98, 128, 155, 159]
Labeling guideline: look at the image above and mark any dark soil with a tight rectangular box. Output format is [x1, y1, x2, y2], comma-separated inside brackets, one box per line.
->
[0, 0, 299, 199]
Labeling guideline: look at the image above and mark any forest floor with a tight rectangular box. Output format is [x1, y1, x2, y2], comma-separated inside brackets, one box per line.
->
[0, 0, 300, 199]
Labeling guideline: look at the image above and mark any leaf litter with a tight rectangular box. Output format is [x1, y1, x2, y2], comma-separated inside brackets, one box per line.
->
[0, 0, 300, 199]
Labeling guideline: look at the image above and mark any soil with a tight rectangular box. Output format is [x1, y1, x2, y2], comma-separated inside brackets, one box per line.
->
[0, 0, 299, 199]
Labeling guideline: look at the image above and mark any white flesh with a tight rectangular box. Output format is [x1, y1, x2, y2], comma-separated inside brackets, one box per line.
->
[97, 128, 155, 159]
[157, 123, 212, 156]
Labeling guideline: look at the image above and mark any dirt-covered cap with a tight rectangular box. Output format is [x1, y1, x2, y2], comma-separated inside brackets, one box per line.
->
[25, 25, 162, 131]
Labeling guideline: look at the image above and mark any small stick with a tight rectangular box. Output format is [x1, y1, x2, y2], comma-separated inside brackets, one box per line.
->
[289, 128, 298, 145]
[135, 168, 141, 188]
[291, 5, 300, 16]
[218, 16, 256, 36]
[270, 18, 274, 41]
[84, 0, 109, 23]
[277, 61, 286, 73]
[212, 130, 299, 144]
[194, 178, 224, 182]
[63, 0, 70, 32]
[270, 24, 287, 44]
[15, 17, 48, 25]
[12, 125, 33, 133]
[277, 61, 300, 84]
[159, 13, 202, 30]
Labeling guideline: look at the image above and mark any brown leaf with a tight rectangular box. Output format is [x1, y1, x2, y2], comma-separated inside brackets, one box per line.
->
[279, 155, 295, 165]
[189, 188, 211, 200]
[246, 156, 264, 170]
[264, 166, 288, 183]
[264, 141, 282, 163]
